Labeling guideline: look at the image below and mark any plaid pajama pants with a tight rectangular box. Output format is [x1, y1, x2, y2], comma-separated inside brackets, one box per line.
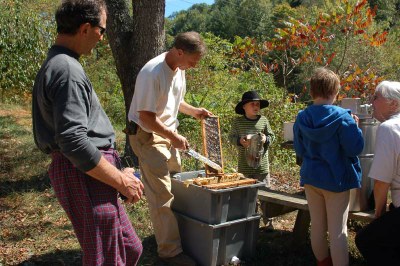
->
[49, 150, 142, 266]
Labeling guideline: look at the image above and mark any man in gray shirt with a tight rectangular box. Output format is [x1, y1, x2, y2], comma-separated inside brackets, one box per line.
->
[32, 1, 143, 265]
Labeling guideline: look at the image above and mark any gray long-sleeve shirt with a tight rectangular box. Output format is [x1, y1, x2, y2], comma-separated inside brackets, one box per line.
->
[32, 45, 115, 172]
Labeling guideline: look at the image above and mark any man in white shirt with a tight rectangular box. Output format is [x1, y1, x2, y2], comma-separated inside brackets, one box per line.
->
[128, 31, 212, 266]
[355, 80, 400, 265]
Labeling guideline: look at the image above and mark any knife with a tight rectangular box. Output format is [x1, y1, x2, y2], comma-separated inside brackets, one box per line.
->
[185, 149, 223, 172]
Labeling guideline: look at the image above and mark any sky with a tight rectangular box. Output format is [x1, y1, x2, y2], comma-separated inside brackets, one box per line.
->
[165, 0, 214, 17]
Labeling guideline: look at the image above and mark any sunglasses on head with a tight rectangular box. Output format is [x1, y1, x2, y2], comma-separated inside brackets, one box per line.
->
[96, 25, 106, 35]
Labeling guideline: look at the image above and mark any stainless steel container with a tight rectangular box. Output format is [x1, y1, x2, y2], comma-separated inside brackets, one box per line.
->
[349, 113, 379, 211]
[358, 115, 379, 156]
[339, 99, 379, 211]
[349, 155, 374, 211]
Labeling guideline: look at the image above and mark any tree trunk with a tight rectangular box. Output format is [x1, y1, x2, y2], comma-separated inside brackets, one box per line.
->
[105, 0, 165, 162]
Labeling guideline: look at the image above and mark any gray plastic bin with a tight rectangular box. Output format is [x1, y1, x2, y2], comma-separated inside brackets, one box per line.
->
[174, 211, 260, 266]
[171, 171, 265, 224]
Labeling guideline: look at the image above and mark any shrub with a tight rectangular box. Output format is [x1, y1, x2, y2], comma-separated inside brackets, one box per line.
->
[0, 0, 54, 102]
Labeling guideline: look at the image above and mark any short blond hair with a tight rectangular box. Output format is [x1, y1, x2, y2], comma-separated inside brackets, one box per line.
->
[310, 67, 340, 99]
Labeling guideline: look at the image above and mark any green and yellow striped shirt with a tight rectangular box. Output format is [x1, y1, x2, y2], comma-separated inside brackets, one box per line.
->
[229, 115, 275, 175]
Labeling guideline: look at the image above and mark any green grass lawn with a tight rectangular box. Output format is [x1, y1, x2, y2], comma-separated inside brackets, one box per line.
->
[0, 104, 367, 265]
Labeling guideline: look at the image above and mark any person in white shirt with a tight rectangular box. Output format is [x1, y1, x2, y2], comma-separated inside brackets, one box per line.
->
[355, 80, 400, 265]
[128, 31, 212, 266]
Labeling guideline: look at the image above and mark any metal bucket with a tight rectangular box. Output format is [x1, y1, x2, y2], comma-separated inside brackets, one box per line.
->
[358, 117, 379, 156]
[349, 155, 374, 211]
[338, 102, 378, 211]
[349, 117, 378, 212]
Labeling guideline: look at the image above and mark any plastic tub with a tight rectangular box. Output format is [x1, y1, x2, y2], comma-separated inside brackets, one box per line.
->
[175, 211, 260, 266]
[171, 170, 265, 224]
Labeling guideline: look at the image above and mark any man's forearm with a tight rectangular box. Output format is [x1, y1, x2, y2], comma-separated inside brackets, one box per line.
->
[373, 179, 390, 218]
[138, 110, 189, 150]
[179, 101, 197, 117]
[86, 156, 126, 191]
[179, 101, 213, 120]
[139, 111, 176, 140]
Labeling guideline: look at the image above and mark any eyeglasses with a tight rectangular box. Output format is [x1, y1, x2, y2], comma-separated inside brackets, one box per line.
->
[370, 93, 391, 102]
[96, 25, 106, 35]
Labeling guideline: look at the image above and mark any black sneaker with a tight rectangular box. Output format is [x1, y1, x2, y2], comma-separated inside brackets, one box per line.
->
[159, 252, 197, 266]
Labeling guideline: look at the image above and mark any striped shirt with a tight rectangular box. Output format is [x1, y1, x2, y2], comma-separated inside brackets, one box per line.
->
[229, 115, 275, 175]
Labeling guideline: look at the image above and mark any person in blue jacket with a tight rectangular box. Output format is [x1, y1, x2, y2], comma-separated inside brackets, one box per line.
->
[293, 67, 364, 266]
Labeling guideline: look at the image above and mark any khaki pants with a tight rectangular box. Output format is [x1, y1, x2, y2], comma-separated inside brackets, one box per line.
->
[305, 184, 350, 266]
[129, 127, 182, 258]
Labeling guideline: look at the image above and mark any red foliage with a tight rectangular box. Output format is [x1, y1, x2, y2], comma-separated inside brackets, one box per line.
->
[232, 0, 387, 97]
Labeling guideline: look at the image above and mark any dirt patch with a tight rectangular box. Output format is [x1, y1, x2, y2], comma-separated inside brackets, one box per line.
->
[0, 107, 32, 128]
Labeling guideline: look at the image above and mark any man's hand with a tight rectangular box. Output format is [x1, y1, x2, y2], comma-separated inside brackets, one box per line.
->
[351, 114, 360, 126]
[240, 135, 252, 148]
[119, 167, 144, 204]
[170, 132, 190, 150]
[193, 107, 213, 120]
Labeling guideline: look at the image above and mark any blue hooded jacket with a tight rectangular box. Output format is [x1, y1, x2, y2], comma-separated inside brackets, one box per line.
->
[293, 105, 364, 192]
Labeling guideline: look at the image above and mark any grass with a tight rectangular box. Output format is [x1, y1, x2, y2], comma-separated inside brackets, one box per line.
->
[0, 104, 157, 266]
[0, 104, 367, 265]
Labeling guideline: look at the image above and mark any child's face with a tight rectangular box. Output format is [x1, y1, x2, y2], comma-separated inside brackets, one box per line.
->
[243, 101, 260, 117]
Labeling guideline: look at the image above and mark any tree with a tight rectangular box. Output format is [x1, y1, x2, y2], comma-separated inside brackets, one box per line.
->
[104, 0, 165, 157]
[368, 0, 400, 26]
[206, 0, 275, 40]
[166, 0, 275, 41]
[167, 4, 211, 36]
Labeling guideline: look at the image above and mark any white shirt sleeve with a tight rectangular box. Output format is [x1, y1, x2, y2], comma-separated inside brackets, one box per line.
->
[369, 123, 396, 183]
[133, 70, 159, 114]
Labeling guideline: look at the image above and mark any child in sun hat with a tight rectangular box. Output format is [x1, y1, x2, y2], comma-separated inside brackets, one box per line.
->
[229, 90, 275, 228]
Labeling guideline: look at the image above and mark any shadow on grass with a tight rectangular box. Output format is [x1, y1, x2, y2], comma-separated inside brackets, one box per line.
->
[18, 249, 82, 266]
[18, 235, 161, 266]
[17, 236, 159, 266]
[138, 234, 160, 266]
[0, 172, 51, 197]
[255, 227, 314, 266]
[0, 114, 52, 197]
[256, 226, 366, 266]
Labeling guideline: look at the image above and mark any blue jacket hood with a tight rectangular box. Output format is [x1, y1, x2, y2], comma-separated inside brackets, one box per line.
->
[296, 105, 351, 143]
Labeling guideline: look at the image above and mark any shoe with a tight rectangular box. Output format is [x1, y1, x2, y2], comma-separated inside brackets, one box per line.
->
[159, 252, 197, 266]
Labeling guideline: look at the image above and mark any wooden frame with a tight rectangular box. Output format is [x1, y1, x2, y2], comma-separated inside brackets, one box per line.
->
[201, 116, 224, 176]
